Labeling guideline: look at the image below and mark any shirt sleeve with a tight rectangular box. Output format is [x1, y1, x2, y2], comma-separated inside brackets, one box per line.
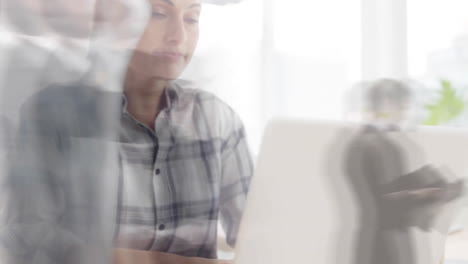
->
[218, 114, 254, 248]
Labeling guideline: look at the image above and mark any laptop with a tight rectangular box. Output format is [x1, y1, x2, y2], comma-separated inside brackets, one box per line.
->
[234, 119, 468, 264]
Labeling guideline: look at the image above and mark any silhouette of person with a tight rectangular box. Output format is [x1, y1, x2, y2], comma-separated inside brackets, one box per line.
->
[344, 79, 464, 264]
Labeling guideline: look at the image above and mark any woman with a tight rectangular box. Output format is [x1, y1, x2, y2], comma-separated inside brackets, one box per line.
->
[114, 0, 253, 258]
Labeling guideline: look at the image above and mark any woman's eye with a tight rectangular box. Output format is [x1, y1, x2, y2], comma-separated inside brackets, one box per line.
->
[184, 16, 199, 24]
[152, 9, 167, 19]
[152, 12, 167, 18]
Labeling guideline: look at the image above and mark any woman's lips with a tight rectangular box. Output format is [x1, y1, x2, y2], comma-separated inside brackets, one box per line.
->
[153, 51, 184, 61]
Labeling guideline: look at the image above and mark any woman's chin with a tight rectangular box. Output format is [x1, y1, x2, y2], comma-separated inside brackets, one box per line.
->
[149, 70, 184, 81]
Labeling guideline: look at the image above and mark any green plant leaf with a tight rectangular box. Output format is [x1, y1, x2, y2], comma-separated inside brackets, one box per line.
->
[423, 79, 466, 125]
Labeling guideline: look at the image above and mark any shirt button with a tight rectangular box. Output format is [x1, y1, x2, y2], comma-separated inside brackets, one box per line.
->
[158, 224, 165, 231]
[155, 168, 160, 175]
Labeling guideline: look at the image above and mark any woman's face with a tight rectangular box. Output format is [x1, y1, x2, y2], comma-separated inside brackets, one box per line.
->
[129, 0, 201, 80]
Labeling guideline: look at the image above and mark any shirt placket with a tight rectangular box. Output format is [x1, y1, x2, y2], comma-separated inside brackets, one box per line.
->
[149, 109, 177, 251]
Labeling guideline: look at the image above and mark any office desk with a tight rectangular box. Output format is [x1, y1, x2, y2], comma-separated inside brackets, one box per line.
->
[113, 248, 233, 264]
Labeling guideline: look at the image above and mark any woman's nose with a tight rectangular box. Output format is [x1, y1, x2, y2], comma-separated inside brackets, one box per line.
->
[164, 17, 187, 45]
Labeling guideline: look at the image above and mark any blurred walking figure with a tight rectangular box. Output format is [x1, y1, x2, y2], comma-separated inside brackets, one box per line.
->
[344, 79, 464, 264]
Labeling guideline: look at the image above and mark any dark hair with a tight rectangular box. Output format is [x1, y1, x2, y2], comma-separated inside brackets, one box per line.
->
[365, 79, 412, 112]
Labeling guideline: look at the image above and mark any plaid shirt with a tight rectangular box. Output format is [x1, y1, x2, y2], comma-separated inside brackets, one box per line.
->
[114, 80, 253, 258]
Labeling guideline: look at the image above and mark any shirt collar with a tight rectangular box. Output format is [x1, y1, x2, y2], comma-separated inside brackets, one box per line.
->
[121, 81, 179, 114]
